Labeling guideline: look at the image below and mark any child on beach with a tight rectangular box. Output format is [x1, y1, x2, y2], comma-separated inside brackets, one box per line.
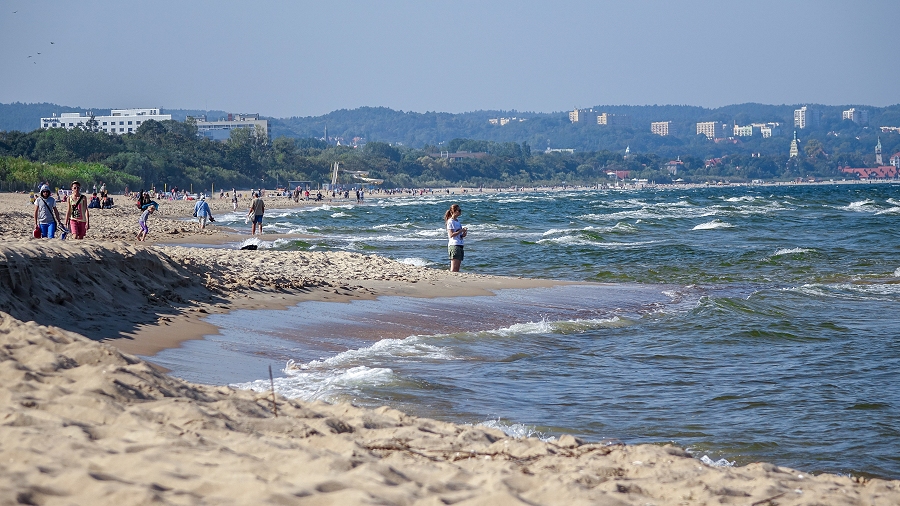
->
[137, 203, 156, 241]
[65, 181, 89, 239]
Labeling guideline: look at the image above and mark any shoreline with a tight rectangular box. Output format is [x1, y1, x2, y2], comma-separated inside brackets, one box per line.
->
[3, 190, 900, 503]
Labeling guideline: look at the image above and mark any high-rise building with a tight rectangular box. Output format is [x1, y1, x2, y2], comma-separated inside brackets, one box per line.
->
[794, 106, 820, 129]
[696, 121, 726, 139]
[843, 108, 868, 125]
[597, 113, 631, 127]
[651, 121, 673, 136]
[569, 108, 596, 123]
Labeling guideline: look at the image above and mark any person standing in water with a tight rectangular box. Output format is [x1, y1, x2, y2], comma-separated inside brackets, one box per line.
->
[248, 191, 265, 235]
[444, 203, 467, 272]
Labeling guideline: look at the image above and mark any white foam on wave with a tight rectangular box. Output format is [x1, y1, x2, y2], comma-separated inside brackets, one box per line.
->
[840, 199, 876, 212]
[874, 207, 900, 215]
[723, 195, 757, 202]
[331, 212, 350, 218]
[773, 247, 813, 256]
[692, 220, 735, 230]
[398, 257, 432, 267]
[700, 455, 735, 467]
[894, 267, 900, 277]
[537, 236, 655, 248]
[478, 419, 555, 442]
[233, 365, 395, 402]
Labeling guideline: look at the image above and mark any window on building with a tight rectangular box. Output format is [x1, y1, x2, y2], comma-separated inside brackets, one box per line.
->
[102, 122, 107, 125]
[128, 128, 132, 132]
[136, 121, 141, 125]
[120, 121, 124, 125]
[43, 124, 48, 128]
[120, 128, 124, 132]
[128, 121, 132, 125]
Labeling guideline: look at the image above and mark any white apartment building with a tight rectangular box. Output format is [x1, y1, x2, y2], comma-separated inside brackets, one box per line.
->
[569, 108, 596, 123]
[794, 106, 820, 129]
[733, 124, 759, 137]
[651, 121, 673, 136]
[842, 108, 868, 125]
[40, 108, 171, 134]
[754, 122, 782, 138]
[696, 121, 726, 139]
[193, 113, 269, 141]
[597, 113, 631, 127]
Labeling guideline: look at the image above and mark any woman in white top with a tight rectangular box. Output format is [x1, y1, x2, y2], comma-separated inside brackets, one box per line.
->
[444, 203, 467, 272]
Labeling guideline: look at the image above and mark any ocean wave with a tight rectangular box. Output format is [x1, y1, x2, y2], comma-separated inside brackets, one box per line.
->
[233, 365, 395, 402]
[874, 207, 900, 215]
[699, 455, 735, 467]
[773, 247, 813, 256]
[398, 257, 432, 267]
[840, 199, 876, 212]
[331, 212, 350, 218]
[477, 419, 555, 441]
[692, 220, 734, 230]
[536, 236, 656, 248]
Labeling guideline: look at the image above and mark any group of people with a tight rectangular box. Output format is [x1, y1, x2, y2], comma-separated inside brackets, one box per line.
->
[32, 182, 467, 272]
[32, 181, 90, 240]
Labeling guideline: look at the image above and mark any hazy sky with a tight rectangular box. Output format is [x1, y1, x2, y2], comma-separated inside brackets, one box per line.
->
[2, 0, 898, 117]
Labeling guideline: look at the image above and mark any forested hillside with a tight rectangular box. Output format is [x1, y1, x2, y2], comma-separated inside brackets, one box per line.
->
[1, 103, 899, 192]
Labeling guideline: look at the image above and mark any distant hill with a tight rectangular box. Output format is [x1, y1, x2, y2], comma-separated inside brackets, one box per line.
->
[3, 101, 900, 159]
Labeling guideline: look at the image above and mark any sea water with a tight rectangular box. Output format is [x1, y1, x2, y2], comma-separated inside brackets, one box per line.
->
[149, 183, 900, 479]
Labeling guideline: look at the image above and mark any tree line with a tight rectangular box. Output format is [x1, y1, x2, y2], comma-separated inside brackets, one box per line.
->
[1, 117, 899, 193]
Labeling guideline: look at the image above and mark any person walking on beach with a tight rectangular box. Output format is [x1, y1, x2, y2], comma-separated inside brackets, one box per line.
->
[33, 184, 63, 238]
[193, 196, 214, 230]
[136, 203, 156, 241]
[248, 191, 265, 235]
[231, 188, 238, 211]
[445, 203, 467, 272]
[66, 181, 89, 240]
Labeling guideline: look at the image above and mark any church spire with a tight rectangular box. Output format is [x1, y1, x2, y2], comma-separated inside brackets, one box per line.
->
[876, 136, 883, 165]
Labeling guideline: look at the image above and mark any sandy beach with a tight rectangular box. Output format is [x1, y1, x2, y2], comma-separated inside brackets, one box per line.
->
[2, 190, 899, 504]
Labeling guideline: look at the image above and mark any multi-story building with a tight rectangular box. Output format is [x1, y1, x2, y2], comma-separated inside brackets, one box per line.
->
[890, 152, 900, 169]
[651, 121, 673, 136]
[597, 113, 631, 127]
[754, 122, 782, 138]
[192, 113, 269, 142]
[842, 108, 868, 125]
[40, 108, 171, 135]
[733, 124, 759, 137]
[696, 121, 726, 139]
[794, 106, 820, 129]
[568, 108, 596, 124]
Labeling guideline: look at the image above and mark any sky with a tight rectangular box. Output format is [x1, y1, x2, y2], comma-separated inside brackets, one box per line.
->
[1, 0, 898, 118]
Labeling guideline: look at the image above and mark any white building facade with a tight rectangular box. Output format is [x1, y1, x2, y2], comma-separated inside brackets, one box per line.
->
[794, 106, 820, 129]
[842, 108, 868, 125]
[40, 108, 171, 134]
[192, 113, 269, 142]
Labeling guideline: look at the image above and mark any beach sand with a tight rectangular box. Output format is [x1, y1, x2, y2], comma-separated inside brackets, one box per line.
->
[2, 191, 899, 504]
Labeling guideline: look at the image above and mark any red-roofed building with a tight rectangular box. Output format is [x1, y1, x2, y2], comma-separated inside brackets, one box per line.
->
[839, 166, 898, 179]
[890, 152, 900, 169]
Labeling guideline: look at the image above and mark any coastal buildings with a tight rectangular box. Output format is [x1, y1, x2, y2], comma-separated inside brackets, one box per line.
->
[192, 113, 269, 142]
[842, 108, 868, 125]
[568, 108, 596, 124]
[39, 108, 171, 135]
[696, 121, 726, 140]
[597, 113, 631, 127]
[732, 122, 782, 138]
[488, 117, 524, 126]
[891, 152, 900, 169]
[650, 121, 673, 136]
[794, 106, 820, 129]
[840, 166, 897, 179]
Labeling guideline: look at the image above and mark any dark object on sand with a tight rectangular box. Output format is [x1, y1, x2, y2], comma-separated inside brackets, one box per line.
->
[240, 244, 258, 250]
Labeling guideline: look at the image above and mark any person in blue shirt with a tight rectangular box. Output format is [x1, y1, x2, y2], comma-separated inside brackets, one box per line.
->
[193, 196, 215, 230]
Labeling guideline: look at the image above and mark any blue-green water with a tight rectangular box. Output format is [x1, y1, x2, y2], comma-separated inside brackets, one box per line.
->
[152, 183, 900, 479]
